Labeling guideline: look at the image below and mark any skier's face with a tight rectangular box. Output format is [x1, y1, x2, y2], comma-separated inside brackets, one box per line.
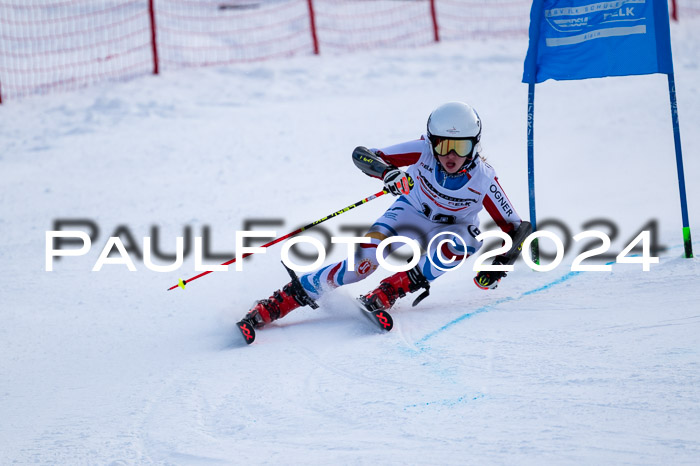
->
[437, 151, 467, 174]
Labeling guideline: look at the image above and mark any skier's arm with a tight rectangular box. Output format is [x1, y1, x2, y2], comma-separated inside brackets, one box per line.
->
[374, 139, 424, 168]
[474, 220, 531, 290]
[352, 146, 412, 196]
[352, 146, 394, 179]
[483, 176, 522, 234]
[352, 139, 424, 179]
[475, 175, 526, 290]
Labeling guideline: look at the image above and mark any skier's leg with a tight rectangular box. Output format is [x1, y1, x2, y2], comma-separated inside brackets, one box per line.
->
[242, 280, 312, 328]
[244, 198, 425, 328]
[359, 263, 431, 312]
[416, 224, 482, 282]
[360, 224, 482, 311]
[297, 233, 384, 301]
[297, 197, 432, 300]
[241, 234, 390, 328]
[241, 198, 433, 328]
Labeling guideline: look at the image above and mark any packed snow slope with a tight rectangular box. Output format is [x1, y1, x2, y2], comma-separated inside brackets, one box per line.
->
[2, 19, 700, 465]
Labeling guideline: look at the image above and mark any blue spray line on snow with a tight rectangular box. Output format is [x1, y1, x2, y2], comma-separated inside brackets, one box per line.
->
[403, 244, 698, 410]
[399, 270, 586, 409]
[417, 270, 578, 345]
[415, 240, 700, 346]
[417, 263, 621, 346]
[404, 393, 486, 410]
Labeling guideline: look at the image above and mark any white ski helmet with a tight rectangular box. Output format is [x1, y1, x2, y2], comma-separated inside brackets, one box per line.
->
[427, 101, 481, 160]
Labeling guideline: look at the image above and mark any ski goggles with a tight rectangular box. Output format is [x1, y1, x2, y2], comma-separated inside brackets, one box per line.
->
[430, 136, 476, 158]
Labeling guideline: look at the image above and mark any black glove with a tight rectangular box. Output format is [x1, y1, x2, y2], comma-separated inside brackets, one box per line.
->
[383, 168, 412, 196]
[474, 270, 507, 290]
[474, 255, 508, 290]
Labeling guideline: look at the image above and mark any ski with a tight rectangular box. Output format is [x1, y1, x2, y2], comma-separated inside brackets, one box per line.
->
[356, 297, 394, 332]
[237, 298, 393, 345]
[237, 319, 256, 345]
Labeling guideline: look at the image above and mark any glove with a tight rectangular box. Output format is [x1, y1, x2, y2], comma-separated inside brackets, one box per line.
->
[383, 168, 412, 196]
[474, 270, 507, 290]
[474, 255, 508, 290]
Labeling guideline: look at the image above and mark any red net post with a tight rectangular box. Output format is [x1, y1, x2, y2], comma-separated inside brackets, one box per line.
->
[671, 0, 678, 20]
[149, 0, 159, 73]
[430, 0, 440, 42]
[307, 0, 320, 54]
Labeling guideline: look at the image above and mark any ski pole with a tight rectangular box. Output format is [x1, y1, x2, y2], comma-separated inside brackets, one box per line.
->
[167, 189, 389, 290]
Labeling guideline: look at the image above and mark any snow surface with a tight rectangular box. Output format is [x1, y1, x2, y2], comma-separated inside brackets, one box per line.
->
[2, 18, 700, 465]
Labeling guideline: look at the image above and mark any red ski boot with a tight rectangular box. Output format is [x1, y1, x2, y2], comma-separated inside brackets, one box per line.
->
[237, 284, 307, 344]
[237, 265, 319, 344]
[243, 285, 299, 328]
[360, 265, 430, 313]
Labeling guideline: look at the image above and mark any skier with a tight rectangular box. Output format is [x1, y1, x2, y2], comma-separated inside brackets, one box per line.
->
[239, 101, 526, 333]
